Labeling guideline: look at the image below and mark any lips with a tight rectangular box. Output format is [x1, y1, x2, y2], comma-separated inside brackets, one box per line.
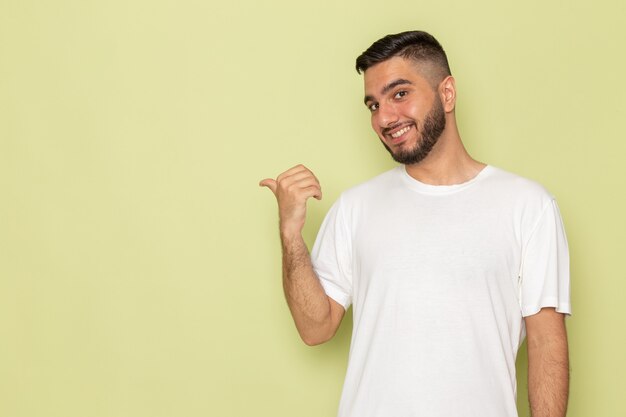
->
[383, 123, 414, 144]
[391, 125, 411, 138]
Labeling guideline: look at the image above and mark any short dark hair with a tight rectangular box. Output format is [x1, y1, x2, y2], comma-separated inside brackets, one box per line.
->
[355, 30, 451, 83]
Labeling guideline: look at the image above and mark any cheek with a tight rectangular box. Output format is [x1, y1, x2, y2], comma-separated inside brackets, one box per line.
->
[400, 101, 421, 119]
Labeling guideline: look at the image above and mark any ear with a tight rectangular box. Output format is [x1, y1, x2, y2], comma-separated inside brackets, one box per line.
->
[439, 76, 456, 113]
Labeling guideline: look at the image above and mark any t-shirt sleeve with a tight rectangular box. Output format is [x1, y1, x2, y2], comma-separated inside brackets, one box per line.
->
[519, 198, 571, 317]
[310, 197, 353, 310]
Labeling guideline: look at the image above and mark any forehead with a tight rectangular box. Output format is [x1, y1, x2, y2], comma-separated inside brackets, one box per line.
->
[363, 56, 431, 96]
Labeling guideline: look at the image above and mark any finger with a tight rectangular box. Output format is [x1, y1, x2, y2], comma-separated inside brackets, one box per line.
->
[259, 178, 278, 195]
[301, 185, 323, 201]
[293, 183, 322, 199]
[293, 165, 320, 183]
[288, 163, 309, 173]
[277, 164, 309, 182]
[289, 176, 321, 191]
[279, 170, 319, 188]
[278, 177, 322, 199]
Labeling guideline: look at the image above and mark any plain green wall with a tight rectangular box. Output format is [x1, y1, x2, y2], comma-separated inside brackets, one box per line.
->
[1, 0, 624, 416]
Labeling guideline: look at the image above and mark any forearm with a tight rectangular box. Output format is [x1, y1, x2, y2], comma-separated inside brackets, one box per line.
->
[527, 323, 570, 417]
[281, 231, 336, 345]
[260, 164, 339, 345]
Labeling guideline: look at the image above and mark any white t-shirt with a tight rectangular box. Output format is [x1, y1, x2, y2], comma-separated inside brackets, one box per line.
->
[311, 165, 571, 417]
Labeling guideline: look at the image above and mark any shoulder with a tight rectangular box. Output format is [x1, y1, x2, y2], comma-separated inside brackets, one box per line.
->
[481, 166, 562, 242]
[323, 167, 403, 222]
[339, 167, 403, 203]
[483, 165, 555, 208]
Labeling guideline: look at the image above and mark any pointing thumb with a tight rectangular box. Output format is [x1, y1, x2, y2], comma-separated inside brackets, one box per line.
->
[259, 178, 278, 195]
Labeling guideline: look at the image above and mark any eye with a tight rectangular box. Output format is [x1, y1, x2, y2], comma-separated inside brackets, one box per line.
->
[367, 102, 379, 112]
[394, 90, 408, 99]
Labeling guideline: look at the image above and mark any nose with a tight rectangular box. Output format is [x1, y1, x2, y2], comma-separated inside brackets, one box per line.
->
[375, 102, 399, 128]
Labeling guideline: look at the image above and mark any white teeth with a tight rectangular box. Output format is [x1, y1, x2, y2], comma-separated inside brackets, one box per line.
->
[391, 126, 411, 138]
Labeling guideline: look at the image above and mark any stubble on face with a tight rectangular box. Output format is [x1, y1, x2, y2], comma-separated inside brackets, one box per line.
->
[382, 95, 446, 165]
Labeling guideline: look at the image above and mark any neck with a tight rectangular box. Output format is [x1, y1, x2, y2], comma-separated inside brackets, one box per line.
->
[404, 119, 485, 185]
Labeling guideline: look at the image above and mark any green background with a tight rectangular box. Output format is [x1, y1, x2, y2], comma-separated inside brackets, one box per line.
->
[1, 0, 624, 416]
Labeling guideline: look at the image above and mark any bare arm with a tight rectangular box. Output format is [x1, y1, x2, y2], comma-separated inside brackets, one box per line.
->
[260, 165, 345, 346]
[525, 307, 569, 417]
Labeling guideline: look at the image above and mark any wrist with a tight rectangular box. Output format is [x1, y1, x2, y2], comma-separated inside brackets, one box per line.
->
[280, 226, 302, 242]
[279, 219, 303, 240]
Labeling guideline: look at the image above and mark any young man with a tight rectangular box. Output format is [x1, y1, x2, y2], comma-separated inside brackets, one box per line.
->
[260, 31, 570, 417]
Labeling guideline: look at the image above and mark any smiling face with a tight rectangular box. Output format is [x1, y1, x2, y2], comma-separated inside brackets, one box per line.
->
[364, 56, 447, 165]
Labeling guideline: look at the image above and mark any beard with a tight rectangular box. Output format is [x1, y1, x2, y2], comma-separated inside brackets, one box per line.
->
[381, 96, 446, 165]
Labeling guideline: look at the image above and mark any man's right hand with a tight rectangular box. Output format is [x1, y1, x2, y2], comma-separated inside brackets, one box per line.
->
[259, 164, 322, 237]
[259, 165, 343, 346]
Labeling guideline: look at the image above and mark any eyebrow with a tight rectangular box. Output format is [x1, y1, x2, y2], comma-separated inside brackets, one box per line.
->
[364, 78, 414, 105]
